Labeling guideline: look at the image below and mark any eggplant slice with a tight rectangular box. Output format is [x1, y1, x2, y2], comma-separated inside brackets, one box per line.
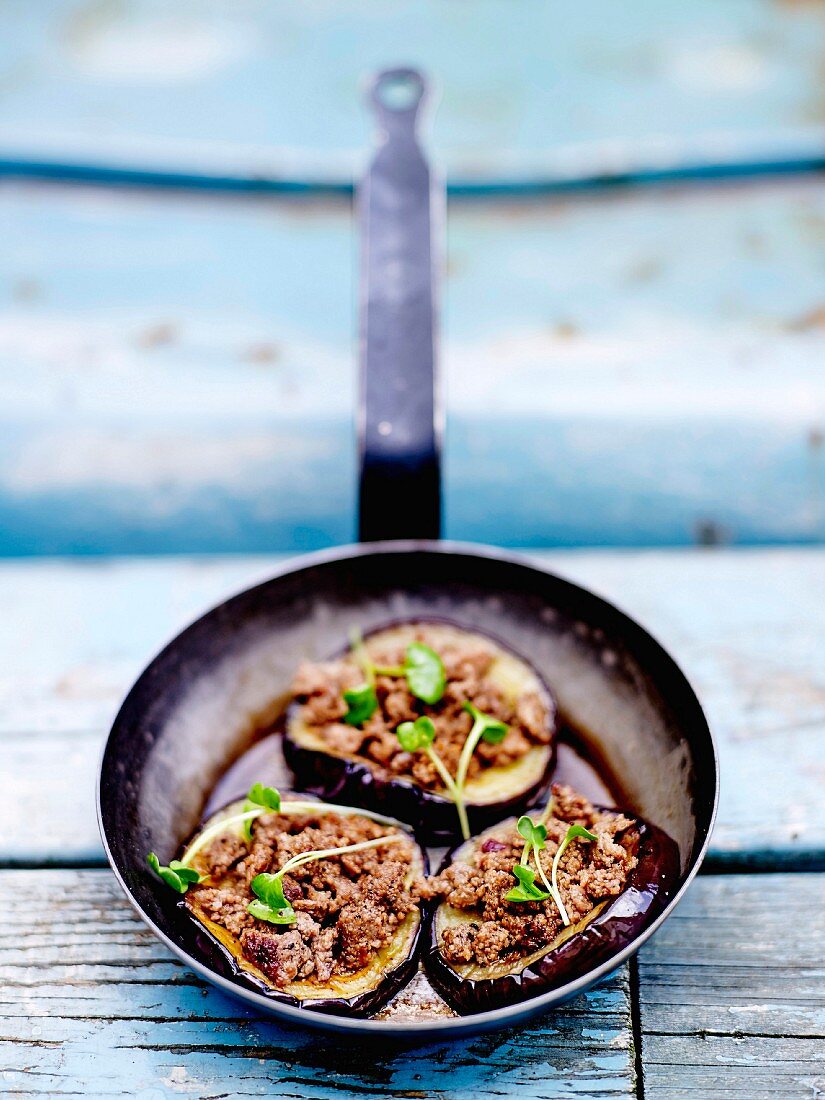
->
[180, 797, 427, 1017]
[284, 620, 557, 841]
[424, 808, 680, 1014]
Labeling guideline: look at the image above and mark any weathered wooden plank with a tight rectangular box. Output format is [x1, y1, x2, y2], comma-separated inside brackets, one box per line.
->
[1, 0, 824, 179]
[0, 869, 635, 1099]
[2, 180, 825, 554]
[637, 873, 825, 1099]
[0, 548, 822, 867]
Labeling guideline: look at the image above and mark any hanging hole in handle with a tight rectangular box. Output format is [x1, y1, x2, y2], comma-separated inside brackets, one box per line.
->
[370, 68, 426, 116]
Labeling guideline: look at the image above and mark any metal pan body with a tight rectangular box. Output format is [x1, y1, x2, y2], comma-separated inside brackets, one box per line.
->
[98, 540, 717, 1038]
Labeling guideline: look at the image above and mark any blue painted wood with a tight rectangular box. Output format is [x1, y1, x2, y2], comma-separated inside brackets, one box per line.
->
[638, 873, 825, 1098]
[0, 549, 821, 868]
[0, 870, 635, 1097]
[0, 181, 824, 555]
[1, 870, 821, 1096]
[1, 0, 824, 181]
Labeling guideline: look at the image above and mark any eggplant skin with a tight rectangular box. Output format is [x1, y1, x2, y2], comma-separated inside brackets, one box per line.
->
[283, 714, 556, 844]
[423, 815, 680, 1015]
[179, 800, 429, 1018]
[185, 902, 424, 1018]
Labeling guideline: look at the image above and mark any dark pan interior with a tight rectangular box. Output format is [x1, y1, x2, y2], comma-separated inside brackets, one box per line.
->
[99, 543, 717, 1033]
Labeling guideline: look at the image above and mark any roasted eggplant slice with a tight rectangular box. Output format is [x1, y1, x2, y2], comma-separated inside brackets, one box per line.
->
[177, 795, 427, 1017]
[283, 620, 557, 841]
[423, 785, 680, 1014]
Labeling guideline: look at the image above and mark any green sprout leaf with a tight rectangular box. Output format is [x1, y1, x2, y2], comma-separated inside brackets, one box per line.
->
[241, 783, 282, 841]
[404, 642, 446, 704]
[342, 633, 445, 718]
[343, 683, 378, 726]
[247, 899, 297, 924]
[517, 815, 547, 850]
[147, 852, 201, 894]
[396, 715, 436, 753]
[462, 701, 508, 744]
[248, 871, 296, 923]
[247, 784, 281, 811]
[395, 716, 458, 806]
[505, 863, 551, 903]
[251, 872, 289, 909]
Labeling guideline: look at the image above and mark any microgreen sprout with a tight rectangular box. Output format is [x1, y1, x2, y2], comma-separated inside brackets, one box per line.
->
[146, 853, 201, 894]
[395, 704, 508, 841]
[503, 814, 553, 902]
[396, 716, 460, 802]
[242, 783, 281, 841]
[505, 814, 597, 924]
[247, 871, 296, 924]
[517, 814, 553, 887]
[247, 833, 404, 925]
[450, 702, 508, 839]
[402, 642, 446, 705]
[550, 824, 597, 926]
[343, 630, 447, 725]
[504, 863, 550, 903]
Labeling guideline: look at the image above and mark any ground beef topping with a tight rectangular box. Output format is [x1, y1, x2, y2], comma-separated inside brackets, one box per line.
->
[291, 624, 553, 791]
[186, 810, 420, 989]
[421, 784, 638, 968]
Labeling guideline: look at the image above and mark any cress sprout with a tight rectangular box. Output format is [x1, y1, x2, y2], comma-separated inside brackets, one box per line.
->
[395, 705, 509, 841]
[504, 812, 597, 926]
[343, 630, 447, 726]
[146, 853, 201, 895]
[247, 833, 404, 926]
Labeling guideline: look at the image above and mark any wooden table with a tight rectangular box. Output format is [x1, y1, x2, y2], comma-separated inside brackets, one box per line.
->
[1, 547, 822, 1099]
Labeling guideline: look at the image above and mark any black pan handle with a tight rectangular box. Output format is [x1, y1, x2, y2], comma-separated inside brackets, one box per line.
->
[357, 67, 442, 542]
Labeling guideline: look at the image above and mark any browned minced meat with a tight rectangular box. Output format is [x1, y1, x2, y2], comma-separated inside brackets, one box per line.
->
[292, 627, 551, 790]
[186, 811, 419, 989]
[420, 784, 638, 968]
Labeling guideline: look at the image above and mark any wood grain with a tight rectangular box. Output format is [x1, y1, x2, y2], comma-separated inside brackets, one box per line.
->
[0, 870, 635, 1099]
[637, 873, 825, 1099]
[0, 549, 822, 867]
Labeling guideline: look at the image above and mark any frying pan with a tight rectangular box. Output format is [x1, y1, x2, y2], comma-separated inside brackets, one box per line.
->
[98, 68, 718, 1038]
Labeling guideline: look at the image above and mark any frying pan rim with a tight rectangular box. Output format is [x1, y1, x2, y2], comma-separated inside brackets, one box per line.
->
[97, 538, 719, 1036]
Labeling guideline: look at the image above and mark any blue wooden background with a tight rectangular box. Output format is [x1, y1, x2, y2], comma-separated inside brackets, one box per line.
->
[1, 0, 824, 555]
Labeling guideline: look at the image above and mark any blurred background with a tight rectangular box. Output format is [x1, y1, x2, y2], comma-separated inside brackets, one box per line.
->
[2, 0, 825, 556]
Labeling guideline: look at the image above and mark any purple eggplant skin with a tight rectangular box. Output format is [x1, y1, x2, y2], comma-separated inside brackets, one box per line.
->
[283, 710, 557, 844]
[423, 813, 680, 1015]
[178, 801, 430, 1019]
[183, 894, 426, 1018]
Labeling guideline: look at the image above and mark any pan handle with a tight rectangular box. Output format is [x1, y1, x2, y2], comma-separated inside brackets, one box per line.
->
[357, 68, 442, 542]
